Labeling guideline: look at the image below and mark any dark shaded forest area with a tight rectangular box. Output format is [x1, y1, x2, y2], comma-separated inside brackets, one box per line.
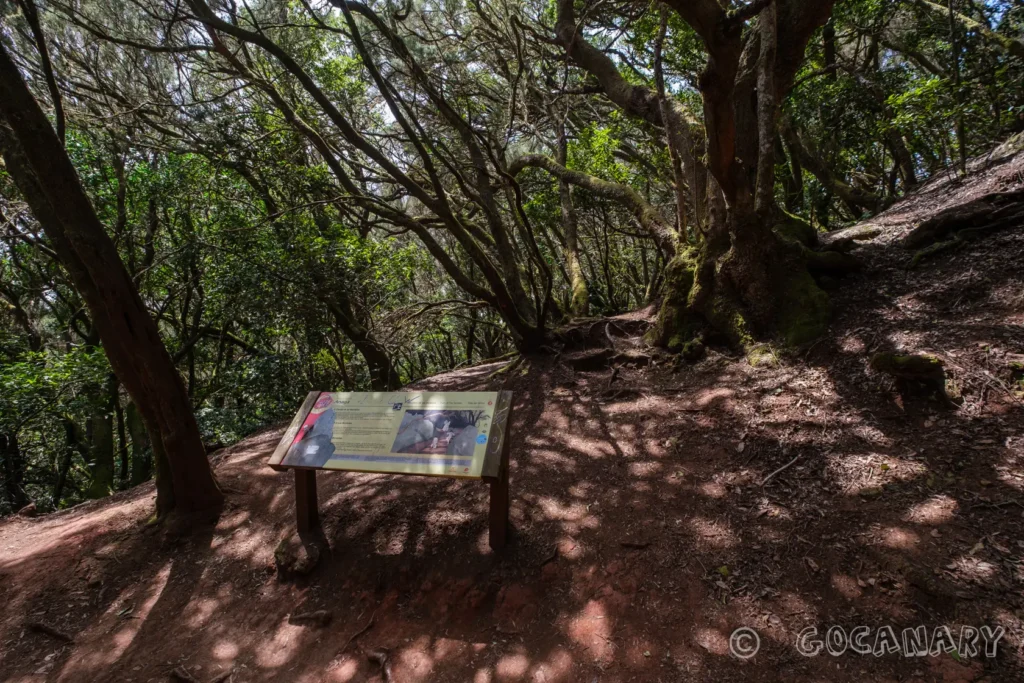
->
[1, 0, 1024, 680]
[2, 0, 1021, 517]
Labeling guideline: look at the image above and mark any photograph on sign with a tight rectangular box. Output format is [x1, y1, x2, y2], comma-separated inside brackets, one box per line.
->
[390, 410, 490, 456]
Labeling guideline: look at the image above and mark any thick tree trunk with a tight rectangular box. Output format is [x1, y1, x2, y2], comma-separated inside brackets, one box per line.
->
[645, 1, 839, 349]
[0, 45, 222, 518]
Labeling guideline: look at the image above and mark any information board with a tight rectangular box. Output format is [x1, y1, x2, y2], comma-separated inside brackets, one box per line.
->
[269, 391, 511, 479]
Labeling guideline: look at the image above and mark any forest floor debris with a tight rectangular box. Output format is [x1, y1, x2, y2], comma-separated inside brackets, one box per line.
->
[1, 159, 1023, 681]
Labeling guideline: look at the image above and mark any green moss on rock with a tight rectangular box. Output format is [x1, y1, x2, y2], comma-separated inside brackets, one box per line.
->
[746, 344, 779, 368]
[774, 211, 819, 248]
[777, 269, 830, 347]
[869, 353, 945, 380]
[681, 339, 706, 362]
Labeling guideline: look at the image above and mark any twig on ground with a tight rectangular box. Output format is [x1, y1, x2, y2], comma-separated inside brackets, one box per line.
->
[25, 621, 73, 643]
[169, 667, 201, 683]
[539, 546, 559, 566]
[970, 499, 1024, 511]
[620, 541, 651, 550]
[761, 454, 802, 487]
[340, 610, 376, 652]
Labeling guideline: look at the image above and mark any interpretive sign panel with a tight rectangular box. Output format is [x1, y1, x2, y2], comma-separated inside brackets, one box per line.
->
[268, 390, 514, 549]
[269, 391, 513, 478]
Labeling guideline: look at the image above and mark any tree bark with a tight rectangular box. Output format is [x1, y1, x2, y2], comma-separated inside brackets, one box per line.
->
[126, 402, 153, 486]
[0, 44, 222, 518]
[560, 0, 838, 347]
[84, 393, 115, 499]
[555, 119, 589, 317]
[1, 432, 29, 512]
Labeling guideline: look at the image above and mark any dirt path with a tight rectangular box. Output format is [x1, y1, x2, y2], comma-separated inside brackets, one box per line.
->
[2, 162, 1023, 682]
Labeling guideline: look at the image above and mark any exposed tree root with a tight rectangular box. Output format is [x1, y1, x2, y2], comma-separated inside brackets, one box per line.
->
[288, 610, 333, 627]
[367, 648, 394, 682]
[553, 317, 650, 351]
[911, 239, 961, 268]
[903, 189, 1024, 250]
[820, 225, 882, 252]
[564, 348, 652, 372]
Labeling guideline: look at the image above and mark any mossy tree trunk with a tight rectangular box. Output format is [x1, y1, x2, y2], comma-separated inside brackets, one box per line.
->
[556, 120, 589, 318]
[556, 0, 840, 350]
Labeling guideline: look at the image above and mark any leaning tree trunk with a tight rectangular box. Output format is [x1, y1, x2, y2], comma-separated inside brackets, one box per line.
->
[0, 45, 222, 518]
[318, 283, 401, 391]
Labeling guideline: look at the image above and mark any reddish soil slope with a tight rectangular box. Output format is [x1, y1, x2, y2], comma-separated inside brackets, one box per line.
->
[2, 154, 1023, 682]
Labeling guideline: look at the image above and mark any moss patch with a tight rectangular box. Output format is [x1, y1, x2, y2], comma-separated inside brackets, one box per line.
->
[681, 339, 706, 362]
[777, 269, 830, 347]
[774, 211, 819, 248]
[746, 344, 779, 368]
[701, 290, 754, 348]
[911, 238, 960, 268]
[869, 353, 945, 379]
[647, 250, 699, 350]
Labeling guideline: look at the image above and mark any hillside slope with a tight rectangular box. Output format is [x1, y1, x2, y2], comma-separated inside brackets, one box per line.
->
[2, 154, 1023, 683]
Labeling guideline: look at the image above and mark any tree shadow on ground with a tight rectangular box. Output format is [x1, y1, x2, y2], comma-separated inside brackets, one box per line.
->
[1, 229, 1023, 682]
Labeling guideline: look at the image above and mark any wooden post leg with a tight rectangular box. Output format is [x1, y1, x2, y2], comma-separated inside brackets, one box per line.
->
[488, 433, 511, 552]
[488, 469, 509, 551]
[295, 469, 319, 533]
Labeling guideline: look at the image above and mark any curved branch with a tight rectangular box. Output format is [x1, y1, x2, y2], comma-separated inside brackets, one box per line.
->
[912, 0, 1024, 60]
[510, 154, 678, 258]
[15, 0, 64, 145]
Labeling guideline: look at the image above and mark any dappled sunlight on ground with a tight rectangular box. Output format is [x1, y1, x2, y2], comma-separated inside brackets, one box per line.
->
[2, 224, 1024, 681]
